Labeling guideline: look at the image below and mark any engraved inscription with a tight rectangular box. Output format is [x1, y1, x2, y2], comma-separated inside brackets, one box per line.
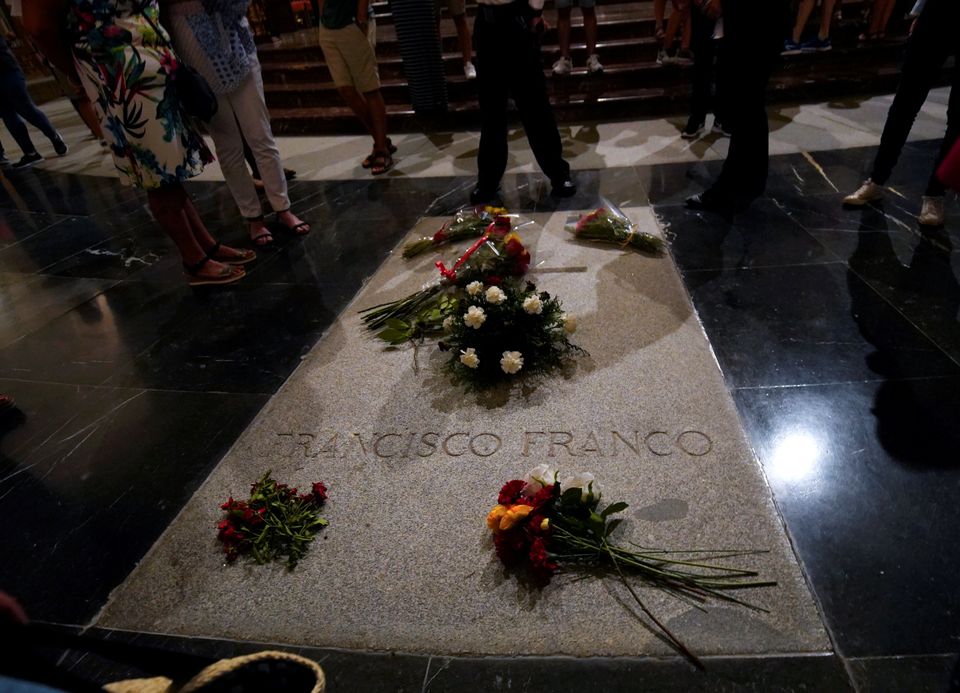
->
[266, 429, 714, 461]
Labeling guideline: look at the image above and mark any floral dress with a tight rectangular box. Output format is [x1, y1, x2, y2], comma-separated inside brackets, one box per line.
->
[68, 0, 213, 190]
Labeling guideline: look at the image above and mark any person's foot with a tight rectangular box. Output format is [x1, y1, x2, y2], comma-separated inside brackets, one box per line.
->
[659, 50, 679, 65]
[685, 189, 754, 216]
[918, 196, 946, 226]
[781, 39, 802, 55]
[552, 57, 573, 76]
[362, 138, 398, 168]
[283, 167, 297, 181]
[464, 61, 477, 80]
[52, 135, 68, 157]
[550, 178, 577, 198]
[277, 209, 311, 235]
[0, 394, 14, 417]
[586, 54, 604, 74]
[183, 257, 246, 287]
[681, 117, 704, 140]
[711, 120, 731, 137]
[656, 48, 666, 64]
[674, 48, 693, 64]
[843, 180, 883, 207]
[801, 35, 832, 52]
[0, 154, 9, 167]
[250, 220, 275, 246]
[211, 242, 257, 264]
[12, 152, 42, 169]
[470, 186, 501, 205]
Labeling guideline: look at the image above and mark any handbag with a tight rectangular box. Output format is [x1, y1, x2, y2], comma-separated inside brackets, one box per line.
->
[141, 8, 219, 122]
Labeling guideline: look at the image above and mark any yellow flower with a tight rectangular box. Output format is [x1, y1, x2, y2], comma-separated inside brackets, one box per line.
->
[540, 518, 550, 531]
[487, 505, 508, 531]
[499, 504, 534, 531]
[503, 231, 521, 246]
[485, 206, 508, 216]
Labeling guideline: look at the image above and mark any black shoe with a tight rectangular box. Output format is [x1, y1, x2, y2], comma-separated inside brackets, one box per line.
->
[13, 152, 43, 169]
[685, 190, 754, 216]
[470, 186, 501, 205]
[52, 135, 68, 157]
[681, 117, 705, 140]
[550, 178, 577, 197]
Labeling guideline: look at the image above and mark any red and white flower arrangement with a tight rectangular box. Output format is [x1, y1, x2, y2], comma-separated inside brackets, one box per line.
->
[487, 464, 775, 666]
[569, 199, 664, 254]
[402, 205, 510, 259]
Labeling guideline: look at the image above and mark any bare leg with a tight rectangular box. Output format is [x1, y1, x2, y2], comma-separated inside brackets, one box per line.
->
[818, 0, 837, 39]
[146, 184, 234, 277]
[364, 87, 389, 154]
[664, 1, 684, 49]
[180, 186, 254, 260]
[337, 85, 374, 136]
[654, 0, 666, 38]
[557, 7, 572, 58]
[792, 0, 815, 43]
[453, 14, 472, 64]
[582, 6, 597, 56]
[680, 3, 691, 51]
[71, 96, 103, 141]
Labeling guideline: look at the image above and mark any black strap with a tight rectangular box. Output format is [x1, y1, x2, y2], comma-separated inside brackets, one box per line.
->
[183, 242, 220, 274]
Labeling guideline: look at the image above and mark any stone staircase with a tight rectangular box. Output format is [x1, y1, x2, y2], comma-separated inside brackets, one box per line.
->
[258, 0, 925, 134]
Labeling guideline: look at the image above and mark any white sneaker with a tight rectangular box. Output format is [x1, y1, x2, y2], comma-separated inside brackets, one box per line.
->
[464, 62, 477, 80]
[552, 57, 573, 76]
[843, 180, 883, 207]
[918, 195, 946, 226]
[586, 53, 604, 73]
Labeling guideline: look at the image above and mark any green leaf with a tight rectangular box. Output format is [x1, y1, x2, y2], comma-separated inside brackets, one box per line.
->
[385, 318, 410, 331]
[561, 487, 584, 505]
[377, 328, 409, 344]
[601, 501, 629, 518]
[604, 518, 624, 537]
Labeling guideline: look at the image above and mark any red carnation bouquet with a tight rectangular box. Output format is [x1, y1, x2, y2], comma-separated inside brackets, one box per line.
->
[217, 471, 329, 569]
[569, 198, 664, 254]
[487, 464, 775, 667]
[402, 205, 510, 259]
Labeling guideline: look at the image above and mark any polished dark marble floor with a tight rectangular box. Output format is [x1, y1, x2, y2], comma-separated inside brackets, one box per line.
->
[2, 140, 960, 690]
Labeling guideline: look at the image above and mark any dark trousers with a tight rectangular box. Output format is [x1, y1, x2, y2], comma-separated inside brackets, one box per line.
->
[474, 5, 569, 192]
[689, 5, 726, 126]
[0, 71, 59, 156]
[711, 0, 784, 199]
[870, 0, 959, 196]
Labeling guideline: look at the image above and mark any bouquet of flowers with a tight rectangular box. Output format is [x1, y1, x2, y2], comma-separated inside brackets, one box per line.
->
[360, 217, 532, 344]
[439, 279, 582, 386]
[217, 471, 329, 569]
[487, 465, 775, 666]
[402, 205, 509, 259]
[569, 199, 664, 254]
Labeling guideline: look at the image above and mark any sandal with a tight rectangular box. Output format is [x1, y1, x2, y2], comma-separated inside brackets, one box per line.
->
[274, 212, 311, 236]
[370, 153, 394, 176]
[362, 139, 398, 168]
[207, 241, 258, 265]
[251, 231, 274, 246]
[183, 253, 246, 287]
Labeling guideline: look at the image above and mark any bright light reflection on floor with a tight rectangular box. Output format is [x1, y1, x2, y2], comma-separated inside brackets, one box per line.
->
[769, 431, 822, 483]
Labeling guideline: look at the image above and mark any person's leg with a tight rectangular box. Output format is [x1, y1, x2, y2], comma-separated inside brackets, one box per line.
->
[869, 14, 951, 186]
[583, 6, 598, 56]
[146, 183, 242, 280]
[337, 86, 374, 133]
[686, 5, 714, 129]
[204, 90, 273, 244]
[510, 21, 571, 187]
[792, 0, 815, 43]
[818, 0, 837, 39]
[70, 95, 104, 141]
[654, 0, 666, 39]
[557, 6, 573, 59]
[663, 0, 683, 51]
[0, 106, 38, 156]
[475, 12, 510, 195]
[680, 3, 692, 51]
[452, 13, 472, 65]
[6, 72, 63, 146]
[231, 63, 306, 233]
[364, 88, 389, 156]
[242, 131, 262, 180]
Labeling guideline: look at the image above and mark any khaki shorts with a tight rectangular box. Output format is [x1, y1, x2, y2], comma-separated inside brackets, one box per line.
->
[318, 24, 381, 93]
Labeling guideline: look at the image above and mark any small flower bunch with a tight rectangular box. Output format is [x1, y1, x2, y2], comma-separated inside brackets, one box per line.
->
[487, 465, 776, 666]
[402, 205, 510, 259]
[439, 279, 581, 386]
[217, 471, 329, 570]
[569, 200, 664, 255]
[360, 221, 532, 344]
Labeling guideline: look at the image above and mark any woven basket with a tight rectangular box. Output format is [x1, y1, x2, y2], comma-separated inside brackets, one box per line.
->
[104, 651, 325, 693]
